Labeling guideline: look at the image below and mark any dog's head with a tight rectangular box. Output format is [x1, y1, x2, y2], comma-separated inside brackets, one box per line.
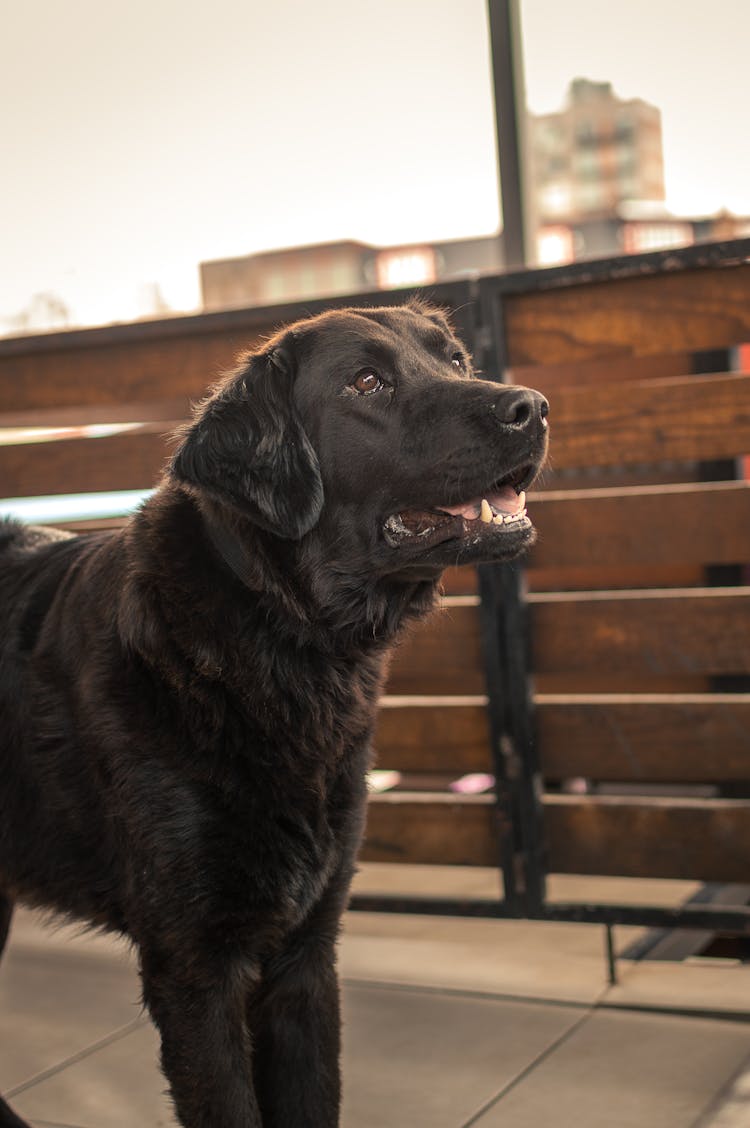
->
[170, 302, 548, 581]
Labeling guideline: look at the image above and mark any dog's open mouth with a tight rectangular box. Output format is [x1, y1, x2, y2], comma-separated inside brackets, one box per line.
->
[383, 465, 534, 550]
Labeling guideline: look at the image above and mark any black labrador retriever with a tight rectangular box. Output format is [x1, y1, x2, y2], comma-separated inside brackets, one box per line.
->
[0, 301, 548, 1127]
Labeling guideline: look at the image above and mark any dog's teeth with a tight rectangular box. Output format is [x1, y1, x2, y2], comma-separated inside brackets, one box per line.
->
[492, 513, 504, 525]
[480, 499, 493, 524]
[502, 509, 529, 525]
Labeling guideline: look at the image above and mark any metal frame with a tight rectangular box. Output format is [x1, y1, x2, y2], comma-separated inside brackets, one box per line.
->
[486, 0, 531, 269]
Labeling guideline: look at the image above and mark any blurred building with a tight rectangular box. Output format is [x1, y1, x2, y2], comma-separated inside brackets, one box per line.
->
[531, 78, 665, 226]
[200, 209, 749, 310]
[537, 203, 750, 265]
[529, 79, 750, 263]
[200, 236, 504, 310]
[199, 76, 749, 309]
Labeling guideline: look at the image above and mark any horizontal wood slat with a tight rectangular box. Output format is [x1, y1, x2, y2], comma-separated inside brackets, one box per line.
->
[528, 481, 750, 569]
[363, 792, 750, 881]
[0, 399, 190, 430]
[548, 372, 750, 469]
[535, 673, 712, 695]
[533, 463, 706, 494]
[374, 697, 491, 773]
[530, 587, 750, 676]
[544, 795, 750, 883]
[440, 566, 478, 596]
[503, 262, 750, 367]
[362, 793, 496, 866]
[536, 694, 750, 782]
[56, 517, 130, 534]
[373, 692, 750, 781]
[6, 376, 747, 503]
[0, 281, 473, 414]
[528, 563, 705, 594]
[0, 325, 267, 414]
[508, 349, 700, 392]
[386, 598, 484, 695]
[387, 588, 750, 695]
[6, 255, 749, 897]
[0, 428, 179, 497]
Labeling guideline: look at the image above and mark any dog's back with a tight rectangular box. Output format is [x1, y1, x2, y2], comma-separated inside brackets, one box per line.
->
[0, 523, 131, 930]
[0, 520, 76, 652]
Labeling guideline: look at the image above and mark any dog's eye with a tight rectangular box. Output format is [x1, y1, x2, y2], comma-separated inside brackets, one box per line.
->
[351, 369, 385, 395]
[451, 353, 466, 370]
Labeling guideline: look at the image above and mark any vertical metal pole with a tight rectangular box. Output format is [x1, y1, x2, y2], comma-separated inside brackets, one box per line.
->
[477, 278, 547, 920]
[605, 924, 618, 986]
[487, 0, 534, 268]
[478, 564, 524, 914]
[492, 557, 546, 915]
[478, 555, 547, 920]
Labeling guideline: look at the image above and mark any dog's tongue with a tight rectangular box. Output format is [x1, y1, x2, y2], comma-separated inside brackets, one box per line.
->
[442, 486, 524, 519]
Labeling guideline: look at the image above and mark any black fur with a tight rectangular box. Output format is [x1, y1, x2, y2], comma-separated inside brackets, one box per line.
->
[0, 302, 548, 1127]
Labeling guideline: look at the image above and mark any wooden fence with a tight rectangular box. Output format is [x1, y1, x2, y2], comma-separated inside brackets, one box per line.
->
[2, 241, 749, 929]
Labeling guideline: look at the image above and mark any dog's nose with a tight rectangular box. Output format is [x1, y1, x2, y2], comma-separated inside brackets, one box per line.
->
[493, 387, 549, 430]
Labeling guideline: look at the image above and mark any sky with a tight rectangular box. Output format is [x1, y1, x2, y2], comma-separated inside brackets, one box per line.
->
[2, 0, 749, 331]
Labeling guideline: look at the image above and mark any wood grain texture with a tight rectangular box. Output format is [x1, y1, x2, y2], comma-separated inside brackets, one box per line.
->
[529, 587, 750, 676]
[536, 693, 750, 782]
[0, 279, 473, 414]
[386, 598, 485, 695]
[535, 672, 711, 695]
[362, 792, 750, 881]
[528, 563, 705, 593]
[0, 325, 267, 414]
[440, 566, 478, 596]
[0, 427, 179, 496]
[544, 795, 750, 883]
[361, 793, 497, 866]
[503, 262, 750, 367]
[374, 696, 491, 773]
[532, 463, 705, 493]
[508, 349, 697, 392]
[547, 372, 750, 469]
[0, 398, 190, 429]
[528, 481, 750, 569]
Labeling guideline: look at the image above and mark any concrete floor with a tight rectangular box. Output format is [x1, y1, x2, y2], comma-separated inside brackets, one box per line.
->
[1, 871, 749, 1128]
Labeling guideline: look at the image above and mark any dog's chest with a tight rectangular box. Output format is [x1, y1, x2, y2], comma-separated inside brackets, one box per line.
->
[202, 674, 376, 925]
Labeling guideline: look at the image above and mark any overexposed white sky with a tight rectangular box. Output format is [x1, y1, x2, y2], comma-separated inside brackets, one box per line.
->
[2, 0, 749, 330]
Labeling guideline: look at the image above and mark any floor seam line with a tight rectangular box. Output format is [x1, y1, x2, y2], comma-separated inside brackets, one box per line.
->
[457, 985, 611, 1128]
[688, 1050, 750, 1128]
[6, 1014, 149, 1098]
[30, 1120, 90, 1128]
[342, 974, 750, 1022]
[342, 974, 592, 1010]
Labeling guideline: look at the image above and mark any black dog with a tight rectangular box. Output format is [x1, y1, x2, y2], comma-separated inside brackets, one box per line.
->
[0, 301, 548, 1127]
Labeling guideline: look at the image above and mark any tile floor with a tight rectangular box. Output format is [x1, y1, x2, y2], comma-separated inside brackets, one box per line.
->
[1, 879, 749, 1128]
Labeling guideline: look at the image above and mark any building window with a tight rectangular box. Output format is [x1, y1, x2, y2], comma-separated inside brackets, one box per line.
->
[575, 149, 600, 178]
[575, 119, 597, 145]
[539, 182, 572, 217]
[374, 248, 437, 289]
[577, 182, 606, 211]
[537, 226, 574, 265]
[623, 223, 694, 253]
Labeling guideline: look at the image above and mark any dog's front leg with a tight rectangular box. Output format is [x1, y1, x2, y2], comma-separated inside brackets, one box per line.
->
[141, 956, 262, 1128]
[250, 934, 341, 1128]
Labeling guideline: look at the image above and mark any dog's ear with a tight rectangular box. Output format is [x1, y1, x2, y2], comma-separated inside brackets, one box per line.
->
[170, 341, 324, 539]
